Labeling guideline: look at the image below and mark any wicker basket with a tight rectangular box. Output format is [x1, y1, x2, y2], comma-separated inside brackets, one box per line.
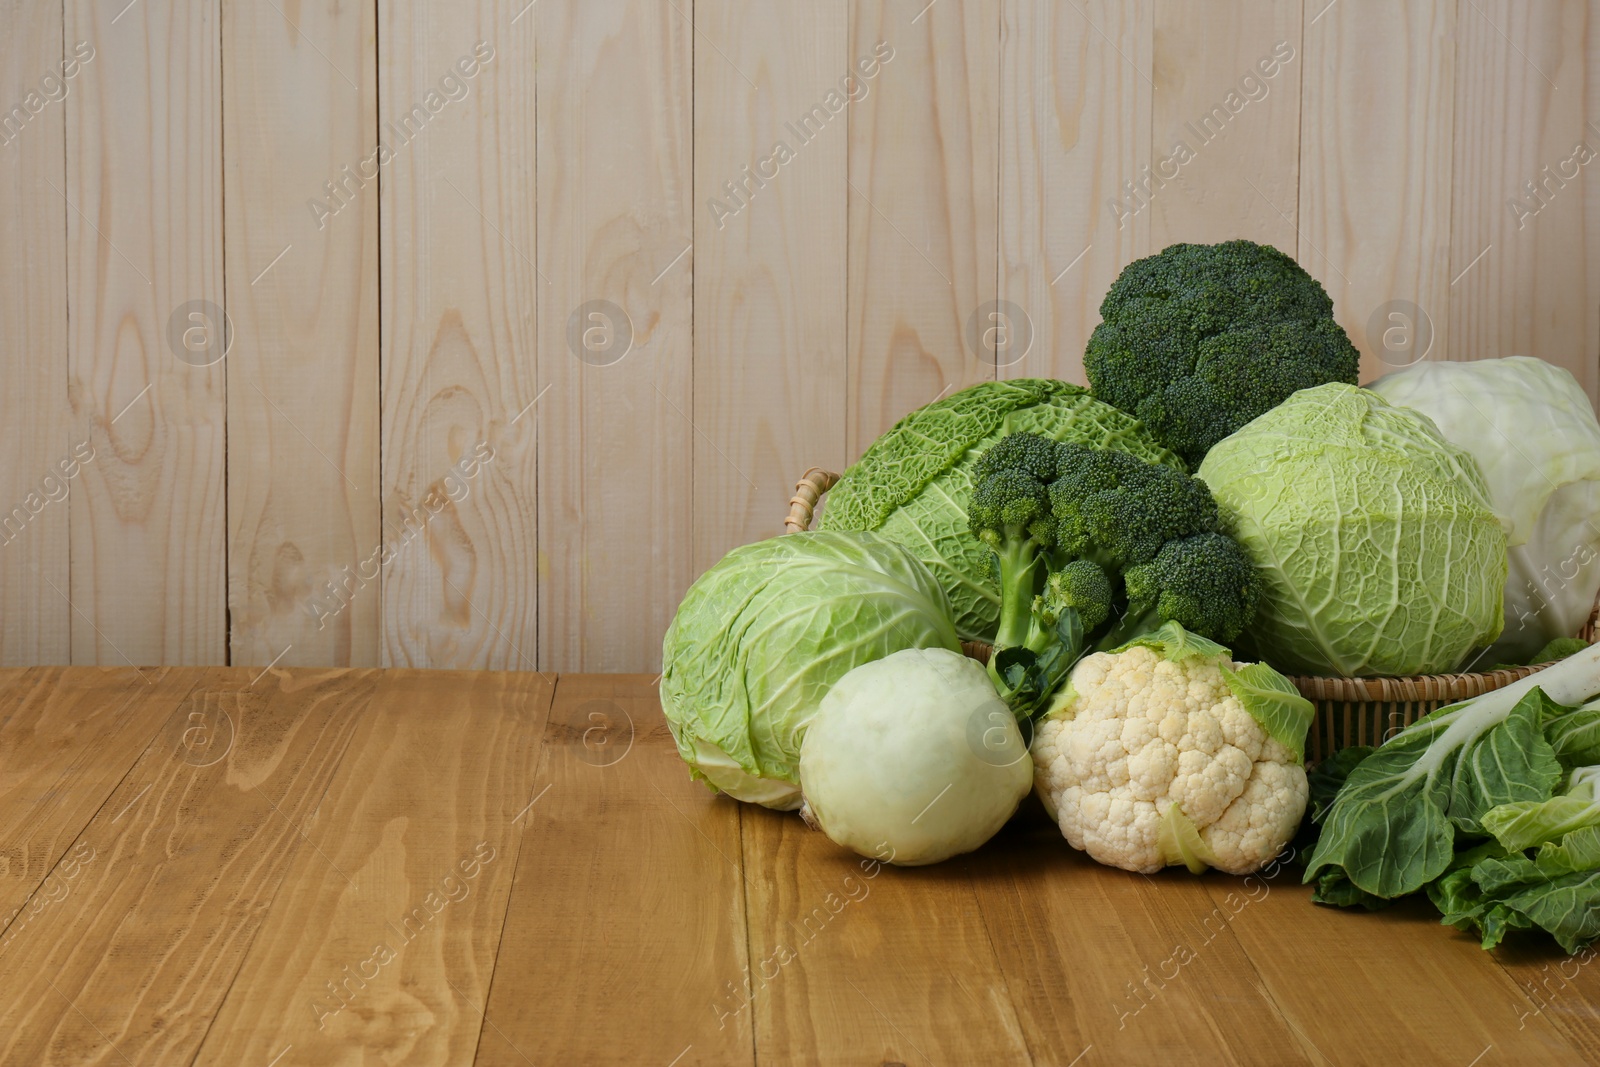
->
[785, 467, 1599, 763]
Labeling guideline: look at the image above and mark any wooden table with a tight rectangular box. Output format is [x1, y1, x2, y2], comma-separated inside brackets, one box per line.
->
[1, 666, 1596, 1066]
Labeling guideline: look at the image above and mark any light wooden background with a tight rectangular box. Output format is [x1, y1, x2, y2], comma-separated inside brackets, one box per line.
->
[2, 0, 1597, 671]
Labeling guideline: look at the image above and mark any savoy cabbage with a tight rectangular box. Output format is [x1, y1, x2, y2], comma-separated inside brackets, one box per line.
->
[819, 379, 1180, 641]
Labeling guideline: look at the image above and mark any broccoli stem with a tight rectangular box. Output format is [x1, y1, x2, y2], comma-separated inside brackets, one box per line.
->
[992, 534, 1046, 651]
[1093, 603, 1162, 653]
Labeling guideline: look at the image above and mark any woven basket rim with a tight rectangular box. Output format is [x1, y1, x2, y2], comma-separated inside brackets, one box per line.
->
[783, 465, 1599, 702]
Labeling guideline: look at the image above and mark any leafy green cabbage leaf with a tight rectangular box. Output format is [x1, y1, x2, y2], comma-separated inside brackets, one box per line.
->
[1221, 662, 1315, 764]
[1431, 838, 1600, 953]
[1542, 698, 1600, 766]
[1199, 383, 1508, 677]
[819, 379, 1179, 641]
[1305, 687, 1565, 897]
[660, 532, 961, 810]
[1309, 645, 1600, 951]
[1481, 767, 1600, 852]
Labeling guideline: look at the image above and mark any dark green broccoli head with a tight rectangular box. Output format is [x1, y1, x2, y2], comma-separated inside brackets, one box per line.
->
[972, 430, 1064, 483]
[1048, 443, 1219, 569]
[1085, 240, 1360, 467]
[1122, 531, 1261, 644]
[1037, 559, 1113, 634]
[970, 431, 1266, 715]
[967, 433, 1065, 552]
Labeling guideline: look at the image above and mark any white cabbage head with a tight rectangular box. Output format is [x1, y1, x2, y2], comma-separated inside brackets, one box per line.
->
[1370, 356, 1600, 664]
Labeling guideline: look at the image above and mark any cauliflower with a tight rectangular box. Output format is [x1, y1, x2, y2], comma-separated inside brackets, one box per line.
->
[1031, 624, 1312, 876]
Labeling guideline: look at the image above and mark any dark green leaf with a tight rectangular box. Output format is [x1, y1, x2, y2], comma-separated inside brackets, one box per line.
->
[1311, 868, 1392, 911]
[994, 646, 1035, 688]
[1303, 717, 1459, 898]
[1053, 605, 1083, 652]
[1544, 703, 1600, 767]
[1427, 865, 1486, 929]
[1446, 690, 1563, 834]
[1502, 868, 1600, 955]
[1308, 747, 1373, 824]
[1470, 855, 1546, 895]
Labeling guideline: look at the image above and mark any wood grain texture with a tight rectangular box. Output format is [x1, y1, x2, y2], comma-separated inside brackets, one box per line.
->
[1451, 0, 1595, 398]
[0, 3, 69, 665]
[193, 669, 553, 1065]
[1, 667, 1598, 1065]
[0, 667, 376, 1065]
[999, 0, 1153, 385]
[1151, 0, 1303, 253]
[973, 813, 1312, 1066]
[0, 667, 192, 922]
[1207, 870, 1588, 1065]
[846, 0, 998, 453]
[66, 0, 226, 666]
[692, 0, 849, 574]
[1300, 0, 1455, 380]
[536, 0, 694, 673]
[225, 0, 381, 668]
[740, 806, 1032, 1066]
[1492, 939, 1600, 1061]
[478, 675, 755, 1066]
[7, 4, 1600, 666]
[379, 2, 540, 670]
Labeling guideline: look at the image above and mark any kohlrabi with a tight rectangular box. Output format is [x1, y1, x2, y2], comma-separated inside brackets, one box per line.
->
[798, 647, 1033, 866]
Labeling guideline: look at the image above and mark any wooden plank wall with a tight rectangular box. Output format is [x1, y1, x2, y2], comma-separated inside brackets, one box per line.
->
[2, 0, 1598, 670]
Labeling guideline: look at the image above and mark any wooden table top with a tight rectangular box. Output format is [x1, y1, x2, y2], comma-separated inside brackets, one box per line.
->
[0, 666, 1595, 1066]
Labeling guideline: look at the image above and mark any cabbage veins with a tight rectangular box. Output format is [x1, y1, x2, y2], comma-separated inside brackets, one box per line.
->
[820, 379, 1180, 641]
[1199, 383, 1508, 677]
[660, 532, 961, 810]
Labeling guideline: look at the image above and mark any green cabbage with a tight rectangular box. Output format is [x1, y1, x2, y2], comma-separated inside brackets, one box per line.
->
[660, 532, 960, 810]
[819, 379, 1180, 641]
[1199, 383, 1508, 677]
[1369, 356, 1600, 665]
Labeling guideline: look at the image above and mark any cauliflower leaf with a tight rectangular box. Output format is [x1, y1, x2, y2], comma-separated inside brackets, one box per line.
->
[1220, 662, 1315, 764]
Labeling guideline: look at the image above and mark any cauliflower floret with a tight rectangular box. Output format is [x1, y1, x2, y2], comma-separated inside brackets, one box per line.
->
[1032, 645, 1309, 875]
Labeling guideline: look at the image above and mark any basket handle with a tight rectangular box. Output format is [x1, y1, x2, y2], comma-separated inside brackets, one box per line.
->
[785, 468, 840, 533]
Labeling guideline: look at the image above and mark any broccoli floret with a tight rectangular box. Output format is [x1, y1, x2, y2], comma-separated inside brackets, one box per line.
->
[1038, 560, 1113, 636]
[970, 432, 1262, 716]
[968, 434, 1065, 652]
[1111, 532, 1262, 649]
[1049, 443, 1219, 569]
[1085, 240, 1360, 467]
